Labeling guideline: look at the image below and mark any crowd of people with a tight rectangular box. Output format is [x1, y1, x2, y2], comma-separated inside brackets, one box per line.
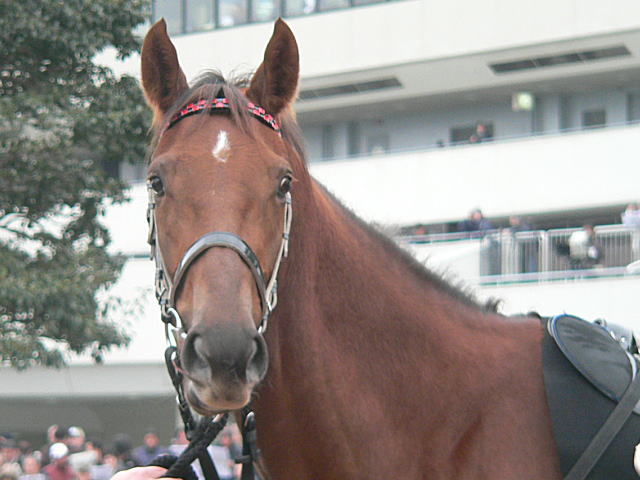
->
[402, 204, 640, 274]
[0, 425, 243, 480]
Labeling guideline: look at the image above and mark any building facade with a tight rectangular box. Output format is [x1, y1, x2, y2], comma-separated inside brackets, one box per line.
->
[4, 0, 640, 445]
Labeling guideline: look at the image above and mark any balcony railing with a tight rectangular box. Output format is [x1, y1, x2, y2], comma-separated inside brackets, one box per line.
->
[401, 224, 640, 284]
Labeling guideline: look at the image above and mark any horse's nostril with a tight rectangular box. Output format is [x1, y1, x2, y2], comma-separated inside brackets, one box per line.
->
[247, 335, 269, 381]
[181, 333, 211, 383]
[191, 336, 210, 371]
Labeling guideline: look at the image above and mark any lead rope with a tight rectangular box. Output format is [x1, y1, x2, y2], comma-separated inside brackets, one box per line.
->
[163, 343, 263, 480]
[236, 407, 261, 480]
[163, 345, 227, 480]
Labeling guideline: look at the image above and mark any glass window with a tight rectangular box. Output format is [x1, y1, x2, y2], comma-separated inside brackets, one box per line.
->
[366, 134, 389, 155]
[321, 125, 334, 160]
[347, 122, 361, 156]
[582, 109, 606, 129]
[219, 0, 249, 27]
[284, 0, 316, 15]
[186, 0, 215, 32]
[317, 0, 349, 11]
[251, 0, 281, 22]
[628, 93, 640, 122]
[450, 122, 493, 145]
[154, 0, 183, 35]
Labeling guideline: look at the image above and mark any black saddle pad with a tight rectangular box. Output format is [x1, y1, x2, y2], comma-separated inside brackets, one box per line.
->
[542, 314, 640, 479]
[548, 314, 638, 406]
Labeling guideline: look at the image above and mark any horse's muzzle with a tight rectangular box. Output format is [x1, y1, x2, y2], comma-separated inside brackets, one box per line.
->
[180, 322, 268, 411]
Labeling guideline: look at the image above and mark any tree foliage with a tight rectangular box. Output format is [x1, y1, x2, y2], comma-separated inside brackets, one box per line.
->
[0, 0, 151, 368]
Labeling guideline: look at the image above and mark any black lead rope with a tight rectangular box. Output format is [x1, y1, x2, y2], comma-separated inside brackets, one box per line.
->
[164, 346, 196, 435]
[164, 415, 228, 480]
[163, 345, 261, 480]
[164, 345, 226, 480]
[237, 408, 260, 480]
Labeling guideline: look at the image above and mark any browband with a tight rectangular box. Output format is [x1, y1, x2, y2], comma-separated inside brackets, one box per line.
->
[166, 98, 281, 135]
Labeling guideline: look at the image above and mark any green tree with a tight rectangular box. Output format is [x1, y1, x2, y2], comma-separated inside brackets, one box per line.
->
[0, 0, 151, 369]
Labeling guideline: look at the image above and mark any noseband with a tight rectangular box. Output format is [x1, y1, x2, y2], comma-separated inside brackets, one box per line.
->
[146, 97, 292, 338]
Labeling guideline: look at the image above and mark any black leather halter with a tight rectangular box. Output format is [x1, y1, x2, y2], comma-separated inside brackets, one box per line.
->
[173, 232, 269, 323]
[147, 192, 292, 335]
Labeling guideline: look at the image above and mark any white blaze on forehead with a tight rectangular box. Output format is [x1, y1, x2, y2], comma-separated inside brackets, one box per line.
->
[212, 130, 231, 162]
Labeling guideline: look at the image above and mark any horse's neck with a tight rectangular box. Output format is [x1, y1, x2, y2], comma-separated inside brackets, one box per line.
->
[255, 180, 508, 474]
[255, 178, 553, 479]
[277, 179, 482, 351]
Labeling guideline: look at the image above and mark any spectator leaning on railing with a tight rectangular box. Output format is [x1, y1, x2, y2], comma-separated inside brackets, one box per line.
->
[568, 225, 603, 269]
[622, 203, 640, 227]
[457, 208, 494, 236]
[622, 203, 640, 260]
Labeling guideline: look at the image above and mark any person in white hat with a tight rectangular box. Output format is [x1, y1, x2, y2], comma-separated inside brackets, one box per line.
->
[43, 443, 74, 480]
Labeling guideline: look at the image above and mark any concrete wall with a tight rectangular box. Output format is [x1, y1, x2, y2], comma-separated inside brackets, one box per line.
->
[0, 364, 177, 446]
[478, 275, 640, 334]
[103, 0, 640, 81]
[0, 395, 177, 448]
[300, 88, 638, 162]
[310, 122, 640, 225]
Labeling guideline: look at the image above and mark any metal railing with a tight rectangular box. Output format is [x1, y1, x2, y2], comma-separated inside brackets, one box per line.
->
[400, 224, 640, 283]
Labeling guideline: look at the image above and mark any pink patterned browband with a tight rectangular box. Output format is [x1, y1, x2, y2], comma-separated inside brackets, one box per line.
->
[166, 98, 281, 135]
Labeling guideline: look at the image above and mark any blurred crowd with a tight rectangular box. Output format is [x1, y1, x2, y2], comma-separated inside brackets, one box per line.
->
[0, 424, 243, 480]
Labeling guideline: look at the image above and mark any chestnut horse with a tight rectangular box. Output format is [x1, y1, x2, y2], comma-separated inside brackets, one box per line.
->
[141, 19, 562, 479]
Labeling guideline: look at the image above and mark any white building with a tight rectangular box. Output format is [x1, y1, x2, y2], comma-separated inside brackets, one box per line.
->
[4, 0, 640, 446]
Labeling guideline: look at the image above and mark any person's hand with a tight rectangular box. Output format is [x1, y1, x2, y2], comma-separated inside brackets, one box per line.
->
[111, 466, 179, 480]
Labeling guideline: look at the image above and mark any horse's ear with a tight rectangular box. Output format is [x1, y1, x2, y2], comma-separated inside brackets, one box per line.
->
[247, 18, 299, 116]
[141, 19, 189, 125]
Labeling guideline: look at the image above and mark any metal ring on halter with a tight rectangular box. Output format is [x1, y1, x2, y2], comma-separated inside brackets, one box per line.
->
[166, 306, 183, 325]
[244, 410, 256, 428]
[257, 315, 269, 335]
[164, 308, 186, 346]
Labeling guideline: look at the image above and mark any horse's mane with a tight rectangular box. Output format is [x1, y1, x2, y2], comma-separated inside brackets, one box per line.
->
[317, 183, 499, 313]
[147, 71, 308, 168]
[146, 71, 496, 314]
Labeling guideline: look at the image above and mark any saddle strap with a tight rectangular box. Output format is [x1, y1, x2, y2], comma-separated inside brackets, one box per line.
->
[565, 369, 640, 480]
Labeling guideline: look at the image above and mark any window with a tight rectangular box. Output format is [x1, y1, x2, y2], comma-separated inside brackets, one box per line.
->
[219, 0, 249, 26]
[317, 0, 349, 11]
[283, 0, 316, 15]
[628, 93, 640, 123]
[321, 125, 335, 160]
[582, 109, 606, 129]
[251, 0, 281, 21]
[186, 0, 215, 32]
[347, 122, 361, 156]
[155, 0, 183, 35]
[153, 0, 402, 32]
[450, 122, 494, 145]
[366, 134, 389, 155]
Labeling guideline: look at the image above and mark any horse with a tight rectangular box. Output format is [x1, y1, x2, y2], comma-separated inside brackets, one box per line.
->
[140, 18, 626, 479]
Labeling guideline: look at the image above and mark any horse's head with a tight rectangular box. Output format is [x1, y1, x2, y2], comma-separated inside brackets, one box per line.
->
[141, 19, 300, 414]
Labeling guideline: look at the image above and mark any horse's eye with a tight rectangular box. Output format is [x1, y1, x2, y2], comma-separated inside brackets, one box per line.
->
[278, 175, 292, 197]
[148, 176, 164, 196]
